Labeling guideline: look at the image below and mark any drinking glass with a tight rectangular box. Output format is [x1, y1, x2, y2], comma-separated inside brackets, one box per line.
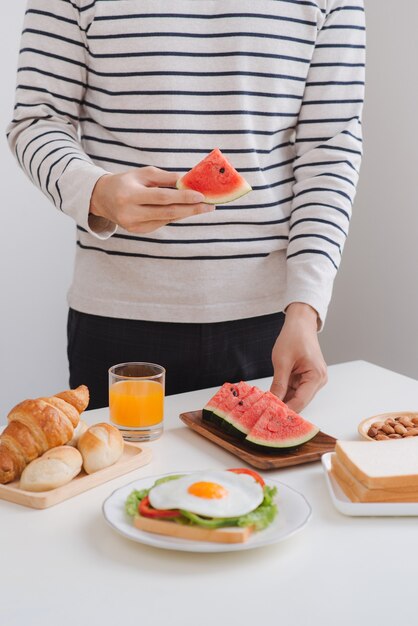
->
[109, 362, 165, 442]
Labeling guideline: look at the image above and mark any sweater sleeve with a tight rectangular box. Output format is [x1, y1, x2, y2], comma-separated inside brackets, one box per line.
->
[283, 0, 365, 328]
[6, 0, 116, 239]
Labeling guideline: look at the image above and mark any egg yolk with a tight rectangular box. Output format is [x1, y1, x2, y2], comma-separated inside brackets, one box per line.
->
[187, 481, 228, 499]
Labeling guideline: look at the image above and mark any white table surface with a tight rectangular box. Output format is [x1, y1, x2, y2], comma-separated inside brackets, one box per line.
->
[2, 360, 418, 626]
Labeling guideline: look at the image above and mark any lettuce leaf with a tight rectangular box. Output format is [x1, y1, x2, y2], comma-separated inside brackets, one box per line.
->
[179, 510, 240, 529]
[154, 474, 185, 487]
[125, 489, 149, 517]
[237, 485, 278, 531]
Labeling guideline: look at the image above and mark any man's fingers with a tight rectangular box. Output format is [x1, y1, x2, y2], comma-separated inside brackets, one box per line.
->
[270, 362, 292, 400]
[286, 379, 318, 413]
[136, 186, 206, 206]
[134, 166, 180, 188]
[138, 203, 214, 222]
[119, 203, 214, 232]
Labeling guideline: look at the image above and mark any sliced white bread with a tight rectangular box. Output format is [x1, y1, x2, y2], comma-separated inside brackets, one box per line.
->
[335, 438, 418, 490]
[331, 454, 418, 503]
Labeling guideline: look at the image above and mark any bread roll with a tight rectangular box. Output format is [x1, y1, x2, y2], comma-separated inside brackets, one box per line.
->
[78, 423, 124, 474]
[19, 446, 83, 492]
[67, 420, 89, 447]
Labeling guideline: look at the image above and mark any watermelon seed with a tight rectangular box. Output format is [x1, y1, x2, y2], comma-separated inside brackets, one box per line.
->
[232, 389, 238, 397]
[219, 167, 225, 174]
[238, 401, 243, 406]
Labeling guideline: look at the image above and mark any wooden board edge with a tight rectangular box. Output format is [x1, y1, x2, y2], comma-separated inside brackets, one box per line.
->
[134, 515, 253, 544]
[179, 410, 336, 470]
[0, 444, 152, 509]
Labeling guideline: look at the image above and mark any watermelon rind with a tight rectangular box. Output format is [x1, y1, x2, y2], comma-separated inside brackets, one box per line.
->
[214, 412, 248, 439]
[246, 426, 320, 449]
[202, 407, 216, 423]
[176, 178, 252, 205]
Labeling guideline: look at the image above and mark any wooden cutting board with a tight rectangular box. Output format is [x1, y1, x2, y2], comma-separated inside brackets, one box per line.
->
[180, 410, 336, 470]
[0, 443, 152, 509]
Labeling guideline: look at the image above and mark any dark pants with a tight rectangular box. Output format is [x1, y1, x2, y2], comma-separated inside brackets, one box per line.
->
[67, 308, 285, 409]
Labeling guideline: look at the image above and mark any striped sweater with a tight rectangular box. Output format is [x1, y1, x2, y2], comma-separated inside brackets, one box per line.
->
[7, 0, 365, 326]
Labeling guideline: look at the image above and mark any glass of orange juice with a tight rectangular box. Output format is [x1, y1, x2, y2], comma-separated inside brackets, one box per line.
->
[109, 362, 165, 441]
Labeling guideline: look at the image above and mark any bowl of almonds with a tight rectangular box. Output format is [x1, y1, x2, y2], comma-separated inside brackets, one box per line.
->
[358, 412, 418, 441]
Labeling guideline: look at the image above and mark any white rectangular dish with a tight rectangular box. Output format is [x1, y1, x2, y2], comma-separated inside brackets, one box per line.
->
[321, 452, 418, 517]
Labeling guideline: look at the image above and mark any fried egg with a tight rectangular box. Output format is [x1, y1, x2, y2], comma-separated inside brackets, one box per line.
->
[148, 471, 264, 517]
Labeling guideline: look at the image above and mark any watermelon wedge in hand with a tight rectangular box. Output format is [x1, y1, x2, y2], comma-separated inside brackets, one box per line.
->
[176, 148, 252, 205]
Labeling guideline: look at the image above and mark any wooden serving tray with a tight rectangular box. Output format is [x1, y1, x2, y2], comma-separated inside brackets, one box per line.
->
[0, 443, 152, 509]
[180, 410, 336, 470]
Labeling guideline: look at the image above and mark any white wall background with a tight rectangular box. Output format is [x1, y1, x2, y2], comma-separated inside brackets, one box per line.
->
[0, 2, 75, 415]
[321, 1, 418, 379]
[1, 1, 418, 416]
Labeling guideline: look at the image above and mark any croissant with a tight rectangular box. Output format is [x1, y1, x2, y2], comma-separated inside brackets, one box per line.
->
[0, 385, 89, 484]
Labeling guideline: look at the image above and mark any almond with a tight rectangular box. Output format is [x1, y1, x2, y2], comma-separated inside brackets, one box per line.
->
[394, 424, 407, 435]
[376, 434, 390, 440]
[382, 424, 395, 435]
[372, 421, 385, 430]
[399, 417, 414, 428]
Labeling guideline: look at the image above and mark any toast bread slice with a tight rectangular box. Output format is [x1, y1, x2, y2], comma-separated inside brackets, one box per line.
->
[134, 515, 253, 544]
[331, 454, 418, 503]
[335, 439, 418, 489]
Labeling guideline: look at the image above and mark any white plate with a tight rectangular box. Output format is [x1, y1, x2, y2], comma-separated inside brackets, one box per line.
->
[102, 472, 312, 553]
[322, 453, 418, 517]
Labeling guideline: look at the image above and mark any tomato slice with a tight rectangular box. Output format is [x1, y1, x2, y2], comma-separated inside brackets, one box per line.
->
[138, 496, 180, 519]
[227, 468, 265, 487]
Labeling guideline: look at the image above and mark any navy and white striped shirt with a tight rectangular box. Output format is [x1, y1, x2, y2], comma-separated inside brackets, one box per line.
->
[7, 0, 365, 325]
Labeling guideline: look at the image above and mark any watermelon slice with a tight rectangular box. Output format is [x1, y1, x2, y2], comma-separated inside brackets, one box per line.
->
[216, 386, 265, 437]
[223, 390, 287, 437]
[202, 382, 253, 427]
[246, 405, 319, 450]
[176, 148, 252, 204]
[202, 382, 319, 450]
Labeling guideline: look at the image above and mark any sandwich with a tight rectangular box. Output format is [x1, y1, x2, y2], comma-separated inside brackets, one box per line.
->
[125, 468, 277, 544]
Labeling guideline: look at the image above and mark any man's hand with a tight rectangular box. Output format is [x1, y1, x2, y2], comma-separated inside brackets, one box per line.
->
[270, 303, 327, 412]
[90, 166, 213, 233]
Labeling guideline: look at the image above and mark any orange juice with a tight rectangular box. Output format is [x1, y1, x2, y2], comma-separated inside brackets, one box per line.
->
[109, 379, 164, 428]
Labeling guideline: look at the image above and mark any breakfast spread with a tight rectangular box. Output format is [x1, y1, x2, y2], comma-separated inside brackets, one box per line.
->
[5, 372, 418, 531]
[330, 439, 418, 503]
[366, 415, 418, 440]
[203, 382, 319, 450]
[125, 468, 277, 544]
